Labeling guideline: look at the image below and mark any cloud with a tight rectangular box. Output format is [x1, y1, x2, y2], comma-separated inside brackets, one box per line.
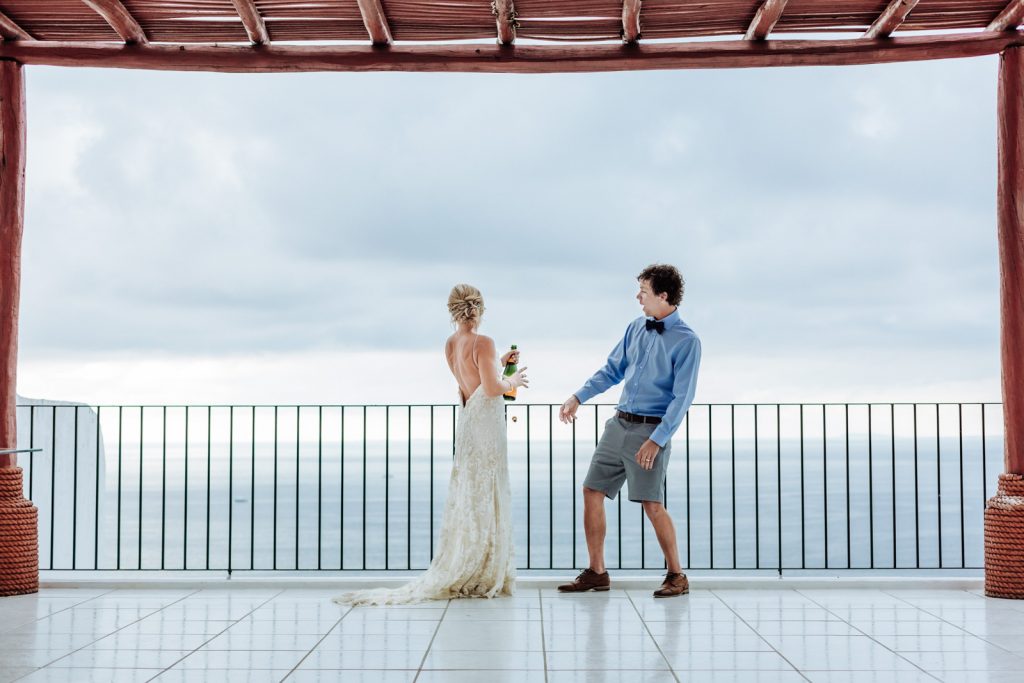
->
[16, 59, 1003, 402]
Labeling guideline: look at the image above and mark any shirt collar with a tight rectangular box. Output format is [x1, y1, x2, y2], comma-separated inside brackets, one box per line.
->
[648, 307, 680, 329]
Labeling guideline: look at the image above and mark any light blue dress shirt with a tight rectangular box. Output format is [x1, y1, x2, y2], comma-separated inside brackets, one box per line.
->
[574, 308, 701, 447]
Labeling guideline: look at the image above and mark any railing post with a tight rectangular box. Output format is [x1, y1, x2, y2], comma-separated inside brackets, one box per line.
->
[0, 58, 36, 596]
[986, 44, 1024, 599]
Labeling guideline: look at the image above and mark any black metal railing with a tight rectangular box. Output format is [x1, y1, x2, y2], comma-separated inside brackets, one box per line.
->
[13, 402, 1002, 573]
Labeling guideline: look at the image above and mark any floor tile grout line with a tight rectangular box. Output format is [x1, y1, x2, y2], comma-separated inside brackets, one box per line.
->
[8, 588, 204, 682]
[0, 587, 118, 642]
[278, 600, 355, 681]
[623, 590, 680, 683]
[537, 589, 548, 683]
[795, 588, 942, 681]
[707, 588, 812, 682]
[879, 587, 1024, 659]
[6, 586, 118, 632]
[413, 597, 452, 682]
[141, 588, 285, 682]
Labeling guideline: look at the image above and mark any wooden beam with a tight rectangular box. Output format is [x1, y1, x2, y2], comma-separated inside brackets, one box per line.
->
[0, 60, 25, 469]
[745, 0, 788, 41]
[493, 0, 517, 46]
[622, 0, 642, 44]
[998, 45, 1024, 474]
[0, 10, 33, 42]
[991, 1, 1024, 31]
[0, 32, 1019, 74]
[81, 0, 147, 45]
[231, 0, 270, 46]
[356, 0, 392, 46]
[864, 0, 920, 39]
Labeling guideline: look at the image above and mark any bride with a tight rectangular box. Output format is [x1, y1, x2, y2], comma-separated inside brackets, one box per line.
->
[333, 284, 528, 606]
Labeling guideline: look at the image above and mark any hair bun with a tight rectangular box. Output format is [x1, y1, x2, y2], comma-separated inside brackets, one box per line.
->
[448, 284, 485, 325]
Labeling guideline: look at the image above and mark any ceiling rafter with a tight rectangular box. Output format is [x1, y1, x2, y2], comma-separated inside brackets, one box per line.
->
[492, 0, 517, 46]
[622, 0, 642, 44]
[356, 0, 393, 46]
[746, 0, 789, 41]
[81, 0, 148, 45]
[865, 0, 920, 39]
[230, 0, 270, 46]
[0, 10, 33, 41]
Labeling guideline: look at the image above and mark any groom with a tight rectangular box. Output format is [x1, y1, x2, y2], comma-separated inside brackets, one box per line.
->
[558, 264, 701, 597]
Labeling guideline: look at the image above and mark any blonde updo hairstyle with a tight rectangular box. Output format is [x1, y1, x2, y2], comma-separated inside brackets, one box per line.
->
[448, 284, 485, 327]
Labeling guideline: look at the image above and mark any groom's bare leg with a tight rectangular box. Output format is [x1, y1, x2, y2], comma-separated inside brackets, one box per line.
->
[583, 486, 607, 573]
[642, 501, 682, 574]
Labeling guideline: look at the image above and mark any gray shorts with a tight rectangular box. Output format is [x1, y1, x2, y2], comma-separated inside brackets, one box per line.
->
[582, 416, 671, 504]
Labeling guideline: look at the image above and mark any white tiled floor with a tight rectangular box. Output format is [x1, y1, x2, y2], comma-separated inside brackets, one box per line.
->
[2, 584, 1024, 682]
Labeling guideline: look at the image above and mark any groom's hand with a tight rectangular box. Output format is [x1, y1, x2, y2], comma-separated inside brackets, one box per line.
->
[559, 396, 580, 424]
[635, 439, 661, 471]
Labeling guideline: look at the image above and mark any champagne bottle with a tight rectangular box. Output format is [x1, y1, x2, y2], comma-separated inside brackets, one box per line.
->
[503, 344, 518, 401]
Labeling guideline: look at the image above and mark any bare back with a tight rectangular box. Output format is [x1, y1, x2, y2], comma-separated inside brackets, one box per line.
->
[446, 330, 510, 405]
[446, 332, 484, 406]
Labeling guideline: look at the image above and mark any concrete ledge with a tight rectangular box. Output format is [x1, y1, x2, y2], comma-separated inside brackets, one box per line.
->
[40, 570, 984, 591]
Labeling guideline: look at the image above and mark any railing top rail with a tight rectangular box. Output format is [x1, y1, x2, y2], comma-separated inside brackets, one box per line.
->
[13, 401, 1005, 409]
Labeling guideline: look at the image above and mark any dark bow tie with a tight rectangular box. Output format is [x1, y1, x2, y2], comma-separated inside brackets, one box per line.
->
[645, 319, 665, 334]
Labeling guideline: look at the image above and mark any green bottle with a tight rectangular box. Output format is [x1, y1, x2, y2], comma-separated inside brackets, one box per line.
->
[503, 344, 518, 401]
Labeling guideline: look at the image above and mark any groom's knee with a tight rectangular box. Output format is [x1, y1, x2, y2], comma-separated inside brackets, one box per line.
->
[642, 500, 665, 518]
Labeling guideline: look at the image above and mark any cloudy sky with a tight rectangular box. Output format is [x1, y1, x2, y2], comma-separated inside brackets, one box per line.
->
[17, 54, 1001, 406]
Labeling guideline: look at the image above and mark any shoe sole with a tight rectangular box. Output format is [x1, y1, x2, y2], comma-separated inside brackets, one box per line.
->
[557, 586, 611, 593]
[653, 590, 689, 598]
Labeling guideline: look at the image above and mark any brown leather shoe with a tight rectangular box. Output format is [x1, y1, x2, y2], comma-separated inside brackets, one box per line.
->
[557, 568, 610, 593]
[653, 572, 689, 598]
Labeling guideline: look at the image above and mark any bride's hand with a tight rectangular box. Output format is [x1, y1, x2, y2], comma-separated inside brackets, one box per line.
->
[508, 367, 529, 389]
[500, 349, 520, 366]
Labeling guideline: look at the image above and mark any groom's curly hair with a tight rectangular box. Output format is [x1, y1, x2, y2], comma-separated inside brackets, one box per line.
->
[638, 264, 684, 306]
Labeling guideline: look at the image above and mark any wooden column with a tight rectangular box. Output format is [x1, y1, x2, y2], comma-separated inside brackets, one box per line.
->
[0, 58, 35, 597]
[0, 59, 24, 468]
[986, 45, 1024, 599]
[999, 46, 1024, 476]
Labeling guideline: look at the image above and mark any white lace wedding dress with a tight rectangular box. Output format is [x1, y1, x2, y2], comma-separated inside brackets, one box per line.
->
[333, 385, 516, 605]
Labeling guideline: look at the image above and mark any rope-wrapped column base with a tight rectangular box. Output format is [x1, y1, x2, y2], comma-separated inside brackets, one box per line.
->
[0, 466, 38, 596]
[985, 473, 1024, 599]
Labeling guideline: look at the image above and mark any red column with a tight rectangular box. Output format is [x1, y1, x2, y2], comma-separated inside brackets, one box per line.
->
[999, 46, 1024, 476]
[0, 58, 35, 596]
[986, 46, 1024, 599]
[0, 58, 24, 467]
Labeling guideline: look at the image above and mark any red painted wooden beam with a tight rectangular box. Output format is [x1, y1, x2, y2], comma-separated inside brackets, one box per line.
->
[0, 60, 25, 469]
[0, 10, 33, 41]
[493, 0, 517, 46]
[991, 1, 1024, 32]
[81, 0, 148, 45]
[0, 32, 1019, 74]
[231, 0, 270, 46]
[356, 0, 392, 46]
[998, 46, 1024, 474]
[622, 0, 642, 44]
[864, 0, 920, 40]
[745, 0, 788, 41]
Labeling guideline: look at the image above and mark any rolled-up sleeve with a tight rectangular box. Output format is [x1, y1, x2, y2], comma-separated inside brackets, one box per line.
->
[574, 326, 631, 404]
[649, 335, 701, 447]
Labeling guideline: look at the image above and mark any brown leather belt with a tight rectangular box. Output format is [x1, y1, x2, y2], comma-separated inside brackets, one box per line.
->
[616, 410, 662, 425]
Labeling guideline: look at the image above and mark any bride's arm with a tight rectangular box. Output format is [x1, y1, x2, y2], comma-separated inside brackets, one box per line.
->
[476, 336, 515, 398]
